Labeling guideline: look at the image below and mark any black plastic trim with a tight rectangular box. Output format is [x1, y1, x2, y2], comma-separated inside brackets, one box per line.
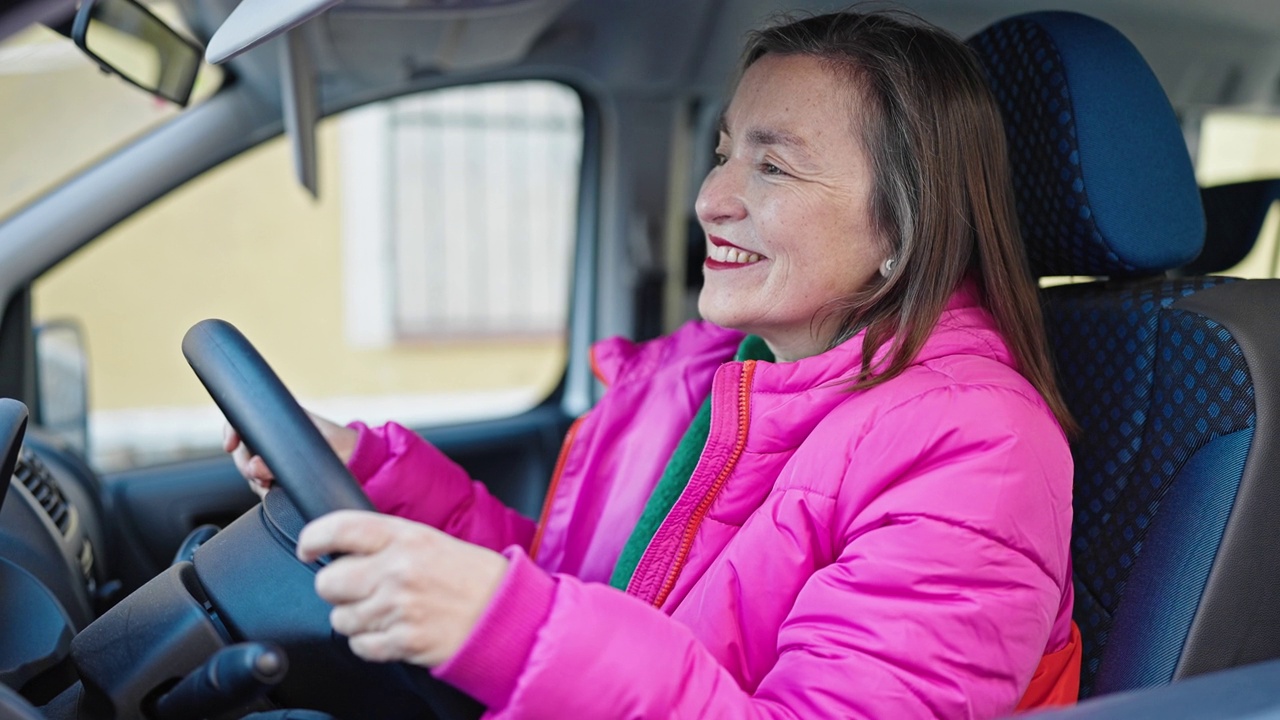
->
[0, 557, 73, 691]
[0, 289, 35, 412]
[71, 562, 229, 718]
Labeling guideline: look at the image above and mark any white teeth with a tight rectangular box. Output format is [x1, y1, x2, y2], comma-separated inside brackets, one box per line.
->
[710, 244, 762, 264]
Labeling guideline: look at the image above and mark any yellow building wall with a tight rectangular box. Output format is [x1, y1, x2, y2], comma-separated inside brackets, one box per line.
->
[1197, 112, 1280, 185]
[32, 122, 565, 413]
[0, 26, 185, 222]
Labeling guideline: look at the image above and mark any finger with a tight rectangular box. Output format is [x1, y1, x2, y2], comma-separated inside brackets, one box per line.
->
[245, 455, 274, 481]
[314, 554, 384, 604]
[296, 510, 402, 563]
[230, 441, 252, 470]
[223, 424, 240, 453]
[231, 442, 273, 483]
[248, 478, 270, 500]
[328, 592, 397, 636]
[346, 629, 410, 664]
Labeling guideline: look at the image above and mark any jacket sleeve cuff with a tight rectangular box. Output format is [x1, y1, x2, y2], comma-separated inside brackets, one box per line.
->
[432, 546, 555, 709]
[345, 421, 389, 484]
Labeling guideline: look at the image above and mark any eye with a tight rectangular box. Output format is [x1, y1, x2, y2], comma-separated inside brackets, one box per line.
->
[760, 162, 786, 176]
[712, 151, 728, 167]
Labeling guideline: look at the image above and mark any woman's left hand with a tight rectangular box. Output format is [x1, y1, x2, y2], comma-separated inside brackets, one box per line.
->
[296, 510, 509, 668]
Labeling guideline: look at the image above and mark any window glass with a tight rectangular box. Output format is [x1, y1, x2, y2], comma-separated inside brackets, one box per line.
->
[1195, 110, 1280, 278]
[32, 81, 582, 471]
[0, 4, 221, 221]
[344, 82, 580, 340]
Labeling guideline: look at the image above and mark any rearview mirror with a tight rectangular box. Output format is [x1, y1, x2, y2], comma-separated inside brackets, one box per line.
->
[72, 0, 203, 106]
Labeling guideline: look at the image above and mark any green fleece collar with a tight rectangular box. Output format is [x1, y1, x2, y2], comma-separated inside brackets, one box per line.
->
[609, 335, 773, 591]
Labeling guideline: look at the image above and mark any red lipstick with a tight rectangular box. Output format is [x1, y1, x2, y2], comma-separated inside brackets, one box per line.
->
[704, 235, 765, 270]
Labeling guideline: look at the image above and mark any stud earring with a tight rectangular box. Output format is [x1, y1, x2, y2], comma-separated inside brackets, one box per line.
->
[879, 257, 896, 277]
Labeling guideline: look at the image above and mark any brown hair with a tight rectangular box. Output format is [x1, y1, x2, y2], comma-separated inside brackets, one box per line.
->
[742, 10, 1078, 436]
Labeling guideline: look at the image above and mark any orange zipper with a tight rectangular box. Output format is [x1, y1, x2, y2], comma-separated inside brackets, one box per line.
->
[651, 360, 756, 608]
[530, 415, 586, 561]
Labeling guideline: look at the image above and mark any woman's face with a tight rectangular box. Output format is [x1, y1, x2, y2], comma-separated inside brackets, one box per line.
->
[696, 53, 884, 362]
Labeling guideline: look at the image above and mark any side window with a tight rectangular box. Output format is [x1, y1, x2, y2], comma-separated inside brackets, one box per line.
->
[32, 80, 582, 472]
[1195, 110, 1280, 277]
[344, 82, 580, 340]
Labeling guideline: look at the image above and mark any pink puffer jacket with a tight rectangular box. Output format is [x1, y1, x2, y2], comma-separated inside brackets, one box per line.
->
[346, 282, 1076, 718]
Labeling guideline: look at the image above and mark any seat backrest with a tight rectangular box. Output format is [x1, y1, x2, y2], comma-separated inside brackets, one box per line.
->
[970, 12, 1280, 698]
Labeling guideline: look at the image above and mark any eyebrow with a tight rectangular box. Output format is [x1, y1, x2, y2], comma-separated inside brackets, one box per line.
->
[718, 114, 814, 157]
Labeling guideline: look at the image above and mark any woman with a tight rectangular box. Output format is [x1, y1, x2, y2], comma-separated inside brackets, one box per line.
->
[230, 10, 1079, 718]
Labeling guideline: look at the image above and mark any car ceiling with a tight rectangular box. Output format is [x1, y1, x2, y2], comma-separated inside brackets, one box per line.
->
[153, 0, 1280, 119]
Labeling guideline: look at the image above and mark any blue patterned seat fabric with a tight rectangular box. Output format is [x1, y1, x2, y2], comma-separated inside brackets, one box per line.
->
[970, 12, 1275, 698]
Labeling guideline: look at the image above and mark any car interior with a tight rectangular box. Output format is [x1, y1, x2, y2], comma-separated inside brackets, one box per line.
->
[2, 0, 1280, 718]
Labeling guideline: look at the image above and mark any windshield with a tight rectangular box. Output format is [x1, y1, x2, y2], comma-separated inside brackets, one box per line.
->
[0, 3, 221, 222]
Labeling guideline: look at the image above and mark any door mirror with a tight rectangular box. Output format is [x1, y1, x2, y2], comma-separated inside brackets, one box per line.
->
[35, 321, 89, 458]
[71, 0, 203, 106]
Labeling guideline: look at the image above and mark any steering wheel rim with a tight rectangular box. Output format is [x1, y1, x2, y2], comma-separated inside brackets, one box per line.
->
[181, 318, 374, 521]
[177, 319, 484, 720]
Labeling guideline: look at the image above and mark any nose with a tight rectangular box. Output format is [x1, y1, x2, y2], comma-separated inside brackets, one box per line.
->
[695, 161, 747, 226]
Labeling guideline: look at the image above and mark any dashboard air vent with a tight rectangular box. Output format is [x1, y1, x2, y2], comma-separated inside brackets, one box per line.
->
[13, 448, 71, 535]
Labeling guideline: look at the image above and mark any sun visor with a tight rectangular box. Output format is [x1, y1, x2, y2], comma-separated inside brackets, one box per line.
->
[206, 0, 344, 65]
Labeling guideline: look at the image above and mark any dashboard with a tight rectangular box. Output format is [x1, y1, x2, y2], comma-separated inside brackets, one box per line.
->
[0, 434, 110, 700]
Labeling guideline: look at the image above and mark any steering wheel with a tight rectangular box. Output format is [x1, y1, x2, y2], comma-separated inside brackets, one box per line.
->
[179, 319, 483, 720]
[182, 319, 373, 522]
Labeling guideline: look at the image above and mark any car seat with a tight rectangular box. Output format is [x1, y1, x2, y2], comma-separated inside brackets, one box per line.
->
[969, 12, 1280, 698]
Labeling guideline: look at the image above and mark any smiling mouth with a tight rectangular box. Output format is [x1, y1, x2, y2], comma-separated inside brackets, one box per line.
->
[707, 244, 762, 264]
[705, 236, 763, 268]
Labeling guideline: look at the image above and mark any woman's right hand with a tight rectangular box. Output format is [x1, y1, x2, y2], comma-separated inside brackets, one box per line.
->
[223, 412, 359, 499]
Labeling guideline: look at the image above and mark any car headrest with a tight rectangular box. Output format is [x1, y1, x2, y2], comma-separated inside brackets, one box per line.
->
[969, 12, 1204, 278]
[1185, 179, 1280, 275]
